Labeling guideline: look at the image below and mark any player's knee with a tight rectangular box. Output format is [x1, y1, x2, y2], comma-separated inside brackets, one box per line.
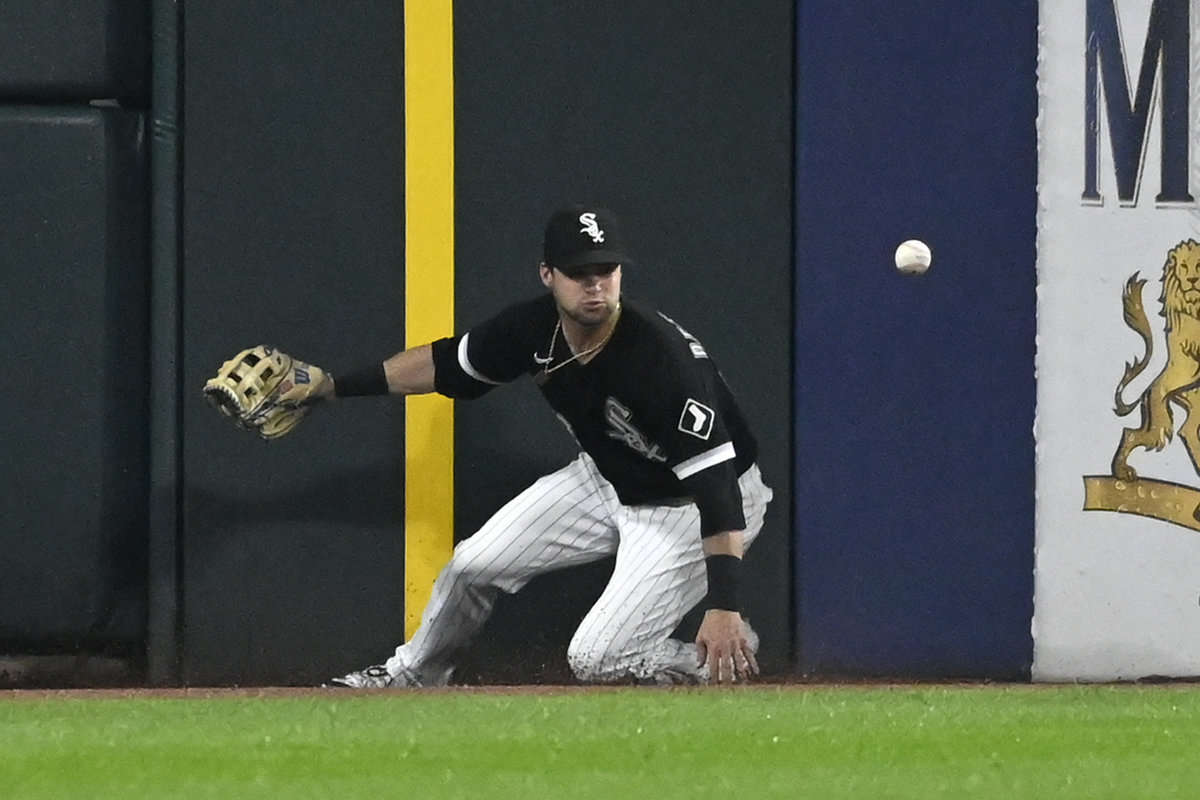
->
[566, 636, 627, 684]
[566, 646, 612, 683]
[439, 550, 490, 586]
[439, 548, 522, 593]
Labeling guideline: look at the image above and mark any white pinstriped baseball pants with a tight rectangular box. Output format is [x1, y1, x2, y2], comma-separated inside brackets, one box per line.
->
[384, 452, 772, 684]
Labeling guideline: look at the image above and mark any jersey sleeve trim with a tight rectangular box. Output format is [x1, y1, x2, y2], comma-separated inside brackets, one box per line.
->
[672, 442, 736, 480]
[458, 333, 503, 385]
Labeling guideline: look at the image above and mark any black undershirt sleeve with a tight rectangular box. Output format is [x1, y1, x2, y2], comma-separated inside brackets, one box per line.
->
[429, 297, 551, 400]
[682, 460, 746, 537]
[431, 336, 495, 399]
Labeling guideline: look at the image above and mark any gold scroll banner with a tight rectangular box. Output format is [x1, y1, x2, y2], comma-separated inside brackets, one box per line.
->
[1083, 476, 1200, 533]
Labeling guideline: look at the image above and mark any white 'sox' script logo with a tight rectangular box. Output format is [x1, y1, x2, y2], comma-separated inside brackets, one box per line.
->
[605, 397, 666, 462]
[579, 213, 605, 243]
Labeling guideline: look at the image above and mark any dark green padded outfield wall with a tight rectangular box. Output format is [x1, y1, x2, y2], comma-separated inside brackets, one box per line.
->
[0, 1, 793, 685]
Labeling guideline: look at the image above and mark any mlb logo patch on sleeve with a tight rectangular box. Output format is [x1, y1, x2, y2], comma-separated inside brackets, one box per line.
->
[678, 399, 715, 440]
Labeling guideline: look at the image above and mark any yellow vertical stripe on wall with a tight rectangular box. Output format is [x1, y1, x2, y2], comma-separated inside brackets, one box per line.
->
[404, 0, 455, 639]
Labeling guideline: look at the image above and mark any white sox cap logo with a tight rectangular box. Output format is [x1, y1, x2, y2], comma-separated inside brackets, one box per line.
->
[678, 399, 715, 440]
[579, 213, 605, 243]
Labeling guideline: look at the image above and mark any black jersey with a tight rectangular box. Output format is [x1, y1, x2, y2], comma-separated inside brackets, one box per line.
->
[430, 294, 759, 536]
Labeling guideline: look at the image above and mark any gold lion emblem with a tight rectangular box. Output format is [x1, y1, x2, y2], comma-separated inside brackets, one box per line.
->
[1085, 240, 1200, 530]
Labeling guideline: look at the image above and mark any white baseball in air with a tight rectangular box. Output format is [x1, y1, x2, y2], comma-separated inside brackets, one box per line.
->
[894, 239, 932, 275]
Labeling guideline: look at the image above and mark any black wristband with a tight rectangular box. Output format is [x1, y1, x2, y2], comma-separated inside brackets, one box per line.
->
[334, 363, 388, 397]
[703, 554, 742, 612]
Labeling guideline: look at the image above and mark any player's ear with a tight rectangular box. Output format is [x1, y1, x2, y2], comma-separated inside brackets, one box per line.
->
[538, 262, 554, 287]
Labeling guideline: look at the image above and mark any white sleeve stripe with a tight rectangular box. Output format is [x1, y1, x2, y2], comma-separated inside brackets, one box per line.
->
[457, 333, 502, 385]
[672, 442, 736, 480]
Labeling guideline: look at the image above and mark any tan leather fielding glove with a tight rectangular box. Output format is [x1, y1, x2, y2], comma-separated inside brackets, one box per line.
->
[202, 345, 330, 440]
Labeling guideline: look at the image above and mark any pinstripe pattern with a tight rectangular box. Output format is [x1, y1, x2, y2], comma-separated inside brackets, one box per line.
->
[383, 456, 772, 686]
[568, 464, 771, 683]
[385, 454, 618, 683]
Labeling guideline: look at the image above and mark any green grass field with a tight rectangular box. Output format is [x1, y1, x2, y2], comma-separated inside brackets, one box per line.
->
[4, 685, 1199, 799]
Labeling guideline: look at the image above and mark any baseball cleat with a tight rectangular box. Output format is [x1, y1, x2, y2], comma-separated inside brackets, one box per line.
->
[324, 664, 395, 689]
[323, 663, 423, 689]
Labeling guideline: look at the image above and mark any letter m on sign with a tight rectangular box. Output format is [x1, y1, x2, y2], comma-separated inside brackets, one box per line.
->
[1083, 0, 1192, 206]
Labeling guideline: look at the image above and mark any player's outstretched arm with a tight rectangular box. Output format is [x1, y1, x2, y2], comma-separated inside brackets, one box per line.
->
[382, 344, 436, 395]
[330, 344, 437, 399]
[204, 343, 440, 439]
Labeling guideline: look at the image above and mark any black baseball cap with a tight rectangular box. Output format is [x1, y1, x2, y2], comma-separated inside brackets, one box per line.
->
[542, 205, 630, 275]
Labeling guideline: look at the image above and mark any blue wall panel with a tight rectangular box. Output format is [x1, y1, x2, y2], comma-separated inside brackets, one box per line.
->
[794, 0, 1037, 677]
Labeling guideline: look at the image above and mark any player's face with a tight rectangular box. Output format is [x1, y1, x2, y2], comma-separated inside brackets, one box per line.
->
[541, 263, 622, 327]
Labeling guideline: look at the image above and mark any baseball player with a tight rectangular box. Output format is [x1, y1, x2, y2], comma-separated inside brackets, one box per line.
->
[204, 205, 772, 685]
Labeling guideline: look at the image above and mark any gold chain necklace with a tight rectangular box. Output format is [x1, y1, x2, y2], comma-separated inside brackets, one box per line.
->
[540, 304, 621, 376]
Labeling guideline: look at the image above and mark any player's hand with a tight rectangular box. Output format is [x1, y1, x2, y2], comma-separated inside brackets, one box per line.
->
[695, 609, 758, 684]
